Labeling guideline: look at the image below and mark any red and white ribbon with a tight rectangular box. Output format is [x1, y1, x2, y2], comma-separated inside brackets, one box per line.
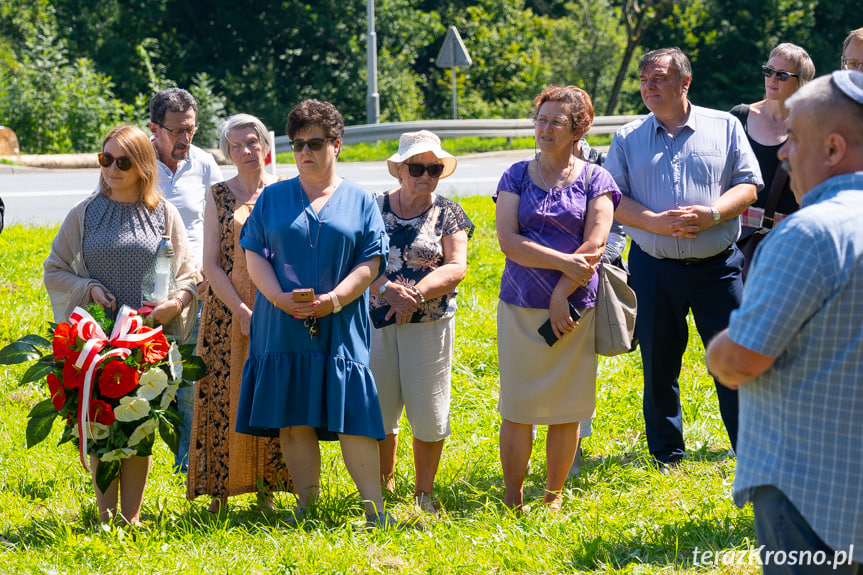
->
[69, 305, 164, 471]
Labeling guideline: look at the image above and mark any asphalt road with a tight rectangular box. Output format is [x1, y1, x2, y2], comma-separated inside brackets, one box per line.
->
[0, 151, 529, 226]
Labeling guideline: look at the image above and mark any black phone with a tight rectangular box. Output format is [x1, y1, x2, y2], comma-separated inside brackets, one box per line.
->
[538, 302, 582, 347]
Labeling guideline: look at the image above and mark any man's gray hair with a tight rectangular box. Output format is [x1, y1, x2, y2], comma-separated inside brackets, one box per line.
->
[149, 88, 198, 124]
[219, 114, 271, 162]
[639, 47, 692, 82]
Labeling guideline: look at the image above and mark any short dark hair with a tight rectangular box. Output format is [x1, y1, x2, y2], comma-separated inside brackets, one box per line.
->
[639, 47, 692, 82]
[149, 88, 198, 124]
[286, 99, 345, 140]
[531, 85, 595, 138]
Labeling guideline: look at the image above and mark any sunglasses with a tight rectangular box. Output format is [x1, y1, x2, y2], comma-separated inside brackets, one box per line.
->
[98, 153, 133, 171]
[289, 138, 335, 152]
[405, 163, 445, 178]
[761, 66, 799, 82]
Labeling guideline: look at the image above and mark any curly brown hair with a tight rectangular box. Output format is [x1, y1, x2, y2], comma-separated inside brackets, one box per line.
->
[531, 85, 594, 139]
[286, 99, 345, 140]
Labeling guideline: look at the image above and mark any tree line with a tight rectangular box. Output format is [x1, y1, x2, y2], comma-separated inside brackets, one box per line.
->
[0, 0, 856, 154]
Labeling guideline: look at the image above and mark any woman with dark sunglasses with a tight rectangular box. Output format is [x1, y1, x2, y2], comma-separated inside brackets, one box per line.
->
[494, 85, 619, 513]
[730, 43, 815, 278]
[367, 130, 473, 516]
[43, 125, 199, 524]
[235, 100, 400, 528]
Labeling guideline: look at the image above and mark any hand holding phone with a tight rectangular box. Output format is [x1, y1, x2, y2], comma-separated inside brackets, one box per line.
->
[292, 288, 315, 303]
[538, 302, 582, 347]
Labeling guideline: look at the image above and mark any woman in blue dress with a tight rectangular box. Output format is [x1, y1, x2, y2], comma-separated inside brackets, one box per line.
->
[236, 99, 395, 527]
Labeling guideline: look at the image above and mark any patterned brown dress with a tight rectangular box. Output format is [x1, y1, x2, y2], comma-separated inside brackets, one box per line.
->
[186, 181, 289, 501]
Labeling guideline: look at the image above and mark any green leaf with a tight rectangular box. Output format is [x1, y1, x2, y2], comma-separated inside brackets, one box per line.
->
[158, 410, 181, 454]
[26, 400, 60, 448]
[20, 334, 51, 349]
[0, 341, 41, 365]
[181, 356, 207, 381]
[20, 361, 54, 384]
[178, 343, 197, 357]
[95, 459, 121, 494]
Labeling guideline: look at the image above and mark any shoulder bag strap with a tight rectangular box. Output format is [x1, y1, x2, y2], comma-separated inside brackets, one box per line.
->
[761, 164, 788, 231]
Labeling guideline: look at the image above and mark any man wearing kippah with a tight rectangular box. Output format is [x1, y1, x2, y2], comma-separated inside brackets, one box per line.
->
[708, 70, 863, 573]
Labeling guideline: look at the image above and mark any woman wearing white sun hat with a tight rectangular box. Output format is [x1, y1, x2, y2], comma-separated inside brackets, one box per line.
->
[369, 130, 474, 515]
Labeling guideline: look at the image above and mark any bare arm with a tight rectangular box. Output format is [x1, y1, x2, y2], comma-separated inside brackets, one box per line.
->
[548, 192, 614, 338]
[706, 328, 776, 390]
[495, 190, 595, 285]
[201, 187, 253, 335]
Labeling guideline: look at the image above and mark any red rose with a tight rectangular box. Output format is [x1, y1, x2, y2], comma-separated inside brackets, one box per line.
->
[47, 373, 65, 411]
[52, 323, 78, 360]
[97, 360, 140, 399]
[61, 352, 84, 390]
[89, 399, 115, 425]
[138, 330, 169, 363]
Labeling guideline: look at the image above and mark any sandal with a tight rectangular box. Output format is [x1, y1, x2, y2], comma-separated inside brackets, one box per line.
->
[282, 506, 307, 528]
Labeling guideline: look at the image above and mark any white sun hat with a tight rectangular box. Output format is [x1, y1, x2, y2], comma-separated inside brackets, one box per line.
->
[386, 130, 457, 180]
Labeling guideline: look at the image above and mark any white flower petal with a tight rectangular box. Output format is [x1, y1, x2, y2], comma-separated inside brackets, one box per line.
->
[127, 418, 159, 447]
[100, 448, 135, 462]
[168, 342, 183, 381]
[137, 368, 169, 400]
[159, 383, 180, 410]
[113, 396, 151, 422]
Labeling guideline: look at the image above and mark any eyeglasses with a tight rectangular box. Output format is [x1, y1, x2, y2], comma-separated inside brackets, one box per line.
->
[761, 66, 799, 82]
[842, 58, 863, 71]
[158, 123, 198, 138]
[97, 153, 133, 171]
[289, 138, 335, 152]
[228, 137, 263, 153]
[534, 117, 570, 130]
[304, 317, 319, 339]
[405, 163, 445, 178]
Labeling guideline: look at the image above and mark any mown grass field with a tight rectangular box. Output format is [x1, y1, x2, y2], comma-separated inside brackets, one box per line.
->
[0, 196, 756, 574]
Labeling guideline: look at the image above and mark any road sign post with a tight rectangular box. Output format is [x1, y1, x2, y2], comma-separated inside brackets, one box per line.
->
[435, 27, 472, 120]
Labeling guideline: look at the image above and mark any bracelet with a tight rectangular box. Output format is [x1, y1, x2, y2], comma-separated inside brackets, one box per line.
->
[411, 285, 425, 304]
[173, 295, 185, 314]
[329, 292, 342, 314]
[271, 293, 280, 310]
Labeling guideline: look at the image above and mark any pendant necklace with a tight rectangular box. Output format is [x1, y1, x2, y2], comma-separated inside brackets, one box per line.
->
[537, 153, 574, 193]
[300, 184, 334, 249]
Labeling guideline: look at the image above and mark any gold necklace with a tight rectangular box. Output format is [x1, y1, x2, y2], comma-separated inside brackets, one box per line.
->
[537, 153, 574, 193]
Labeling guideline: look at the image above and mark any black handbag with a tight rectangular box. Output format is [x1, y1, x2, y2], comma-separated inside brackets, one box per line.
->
[737, 164, 788, 281]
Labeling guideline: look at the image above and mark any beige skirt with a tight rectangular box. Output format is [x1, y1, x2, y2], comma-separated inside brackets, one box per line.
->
[497, 300, 597, 425]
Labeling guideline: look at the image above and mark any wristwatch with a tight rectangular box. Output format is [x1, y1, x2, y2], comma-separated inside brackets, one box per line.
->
[710, 206, 721, 225]
[379, 280, 390, 294]
[329, 292, 342, 314]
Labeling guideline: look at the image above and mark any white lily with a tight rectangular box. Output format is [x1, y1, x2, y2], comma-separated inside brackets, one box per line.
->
[128, 418, 159, 447]
[72, 422, 110, 441]
[137, 368, 169, 401]
[113, 396, 151, 422]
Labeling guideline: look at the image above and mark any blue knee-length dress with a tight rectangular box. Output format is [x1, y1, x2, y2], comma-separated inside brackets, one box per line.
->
[235, 177, 389, 440]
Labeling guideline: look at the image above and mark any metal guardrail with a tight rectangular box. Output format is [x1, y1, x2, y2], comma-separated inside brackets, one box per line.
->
[273, 115, 644, 153]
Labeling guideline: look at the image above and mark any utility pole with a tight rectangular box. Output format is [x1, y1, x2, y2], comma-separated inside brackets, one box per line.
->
[366, 0, 380, 124]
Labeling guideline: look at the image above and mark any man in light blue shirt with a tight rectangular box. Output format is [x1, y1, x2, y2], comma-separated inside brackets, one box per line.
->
[604, 47, 762, 466]
[149, 88, 223, 473]
[708, 70, 863, 573]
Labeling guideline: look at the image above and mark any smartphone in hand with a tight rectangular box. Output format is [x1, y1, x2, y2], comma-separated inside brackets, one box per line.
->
[538, 302, 582, 347]
[292, 288, 315, 303]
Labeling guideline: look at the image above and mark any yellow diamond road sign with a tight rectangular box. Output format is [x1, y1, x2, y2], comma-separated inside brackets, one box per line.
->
[436, 26, 472, 68]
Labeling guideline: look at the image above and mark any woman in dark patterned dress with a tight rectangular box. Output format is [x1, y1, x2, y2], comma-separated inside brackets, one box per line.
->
[369, 130, 473, 515]
[186, 114, 289, 513]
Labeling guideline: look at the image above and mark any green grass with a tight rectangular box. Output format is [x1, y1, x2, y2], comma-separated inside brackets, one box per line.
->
[275, 135, 613, 164]
[0, 201, 754, 574]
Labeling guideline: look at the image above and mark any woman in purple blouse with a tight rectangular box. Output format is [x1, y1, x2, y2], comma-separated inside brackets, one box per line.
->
[493, 85, 620, 512]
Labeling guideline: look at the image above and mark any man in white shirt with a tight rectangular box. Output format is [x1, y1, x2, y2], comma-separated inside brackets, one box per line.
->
[149, 88, 224, 473]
